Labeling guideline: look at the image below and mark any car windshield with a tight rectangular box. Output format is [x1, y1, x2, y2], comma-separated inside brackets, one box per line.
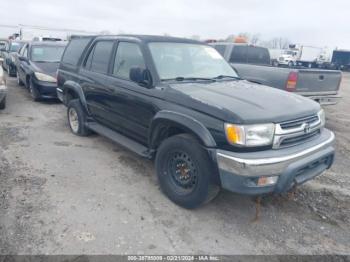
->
[10, 42, 24, 52]
[30, 45, 66, 62]
[148, 42, 238, 80]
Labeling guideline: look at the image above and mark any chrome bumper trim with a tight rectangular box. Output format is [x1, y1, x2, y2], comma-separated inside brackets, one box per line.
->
[217, 130, 334, 177]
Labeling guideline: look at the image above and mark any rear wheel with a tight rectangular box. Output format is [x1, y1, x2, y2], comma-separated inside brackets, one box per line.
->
[67, 99, 91, 136]
[0, 97, 6, 110]
[16, 72, 24, 86]
[156, 134, 220, 209]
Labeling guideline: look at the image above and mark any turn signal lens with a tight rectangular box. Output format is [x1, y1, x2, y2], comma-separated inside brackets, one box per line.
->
[225, 124, 245, 145]
[257, 176, 278, 186]
[286, 71, 298, 91]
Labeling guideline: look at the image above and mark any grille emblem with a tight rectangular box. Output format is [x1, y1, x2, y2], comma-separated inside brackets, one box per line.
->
[303, 123, 311, 134]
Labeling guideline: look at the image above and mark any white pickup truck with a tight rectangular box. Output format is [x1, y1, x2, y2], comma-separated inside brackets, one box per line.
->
[211, 43, 342, 105]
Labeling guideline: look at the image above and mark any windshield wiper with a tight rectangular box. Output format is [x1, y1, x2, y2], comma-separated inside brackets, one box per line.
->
[162, 77, 215, 82]
[213, 75, 242, 80]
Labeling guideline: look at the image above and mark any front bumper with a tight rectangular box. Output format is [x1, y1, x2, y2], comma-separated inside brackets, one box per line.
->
[216, 128, 335, 195]
[32, 78, 58, 98]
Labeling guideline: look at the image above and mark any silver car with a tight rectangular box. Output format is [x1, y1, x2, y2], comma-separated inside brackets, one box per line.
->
[0, 67, 7, 109]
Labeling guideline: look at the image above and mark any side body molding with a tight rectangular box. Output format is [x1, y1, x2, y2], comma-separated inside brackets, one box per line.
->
[149, 110, 217, 148]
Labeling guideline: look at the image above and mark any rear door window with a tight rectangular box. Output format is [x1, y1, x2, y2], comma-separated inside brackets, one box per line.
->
[89, 41, 114, 74]
[229, 46, 247, 63]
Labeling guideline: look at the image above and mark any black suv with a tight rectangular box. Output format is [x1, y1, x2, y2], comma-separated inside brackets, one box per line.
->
[57, 35, 335, 209]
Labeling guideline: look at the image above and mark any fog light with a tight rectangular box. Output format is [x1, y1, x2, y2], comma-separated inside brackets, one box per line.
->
[257, 176, 278, 186]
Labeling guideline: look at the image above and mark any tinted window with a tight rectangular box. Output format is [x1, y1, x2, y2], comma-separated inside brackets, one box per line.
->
[246, 46, 270, 65]
[230, 46, 247, 63]
[31, 46, 66, 62]
[23, 46, 28, 58]
[113, 42, 145, 80]
[213, 45, 226, 56]
[61, 38, 92, 65]
[10, 42, 25, 52]
[90, 41, 114, 74]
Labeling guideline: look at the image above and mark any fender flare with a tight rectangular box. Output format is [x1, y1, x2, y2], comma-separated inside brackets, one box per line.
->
[149, 110, 217, 148]
[63, 81, 90, 114]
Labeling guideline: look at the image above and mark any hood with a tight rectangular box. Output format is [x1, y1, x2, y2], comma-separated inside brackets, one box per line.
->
[165, 80, 320, 124]
[30, 62, 60, 77]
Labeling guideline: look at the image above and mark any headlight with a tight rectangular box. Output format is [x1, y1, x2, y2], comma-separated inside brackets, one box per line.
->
[225, 123, 275, 147]
[34, 72, 56, 83]
[318, 109, 326, 127]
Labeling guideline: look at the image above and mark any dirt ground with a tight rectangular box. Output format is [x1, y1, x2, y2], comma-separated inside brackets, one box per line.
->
[0, 71, 349, 255]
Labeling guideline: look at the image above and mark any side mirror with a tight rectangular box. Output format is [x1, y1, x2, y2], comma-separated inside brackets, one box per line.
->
[129, 67, 153, 88]
[19, 56, 28, 63]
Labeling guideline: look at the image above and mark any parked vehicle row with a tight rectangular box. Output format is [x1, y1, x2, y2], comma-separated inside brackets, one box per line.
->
[14, 41, 66, 100]
[0, 66, 7, 109]
[51, 35, 335, 208]
[1, 40, 27, 76]
[210, 42, 342, 105]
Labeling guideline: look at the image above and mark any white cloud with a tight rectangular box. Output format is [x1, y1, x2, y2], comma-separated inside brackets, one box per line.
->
[0, 0, 349, 49]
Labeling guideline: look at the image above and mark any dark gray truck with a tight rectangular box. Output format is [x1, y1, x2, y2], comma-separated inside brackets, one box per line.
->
[57, 35, 335, 208]
[211, 43, 342, 105]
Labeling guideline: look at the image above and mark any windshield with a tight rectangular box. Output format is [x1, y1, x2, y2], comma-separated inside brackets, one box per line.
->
[283, 50, 296, 56]
[148, 42, 238, 80]
[10, 42, 24, 52]
[30, 45, 66, 62]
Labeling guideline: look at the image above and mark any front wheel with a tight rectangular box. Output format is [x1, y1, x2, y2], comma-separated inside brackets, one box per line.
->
[156, 134, 220, 209]
[67, 99, 91, 136]
[29, 80, 40, 101]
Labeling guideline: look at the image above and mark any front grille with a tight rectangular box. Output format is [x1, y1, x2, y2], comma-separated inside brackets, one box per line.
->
[279, 57, 284, 61]
[280, 129, 321, 148]
[280, 115, 319, 130]
[274, 114, 322, 149]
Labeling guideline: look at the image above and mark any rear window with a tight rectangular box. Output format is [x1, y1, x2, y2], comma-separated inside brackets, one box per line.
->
[246, 46, 270, 65]
[230, 46, 247, 63]
[230, 46, 270, 65]
[213, 45, 227, 56]
[61, 37, 92, 66]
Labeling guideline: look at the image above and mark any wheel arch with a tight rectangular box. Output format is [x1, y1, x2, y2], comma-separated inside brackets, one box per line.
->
[149, 110, 217, 150]
[63, 81, 89, 114]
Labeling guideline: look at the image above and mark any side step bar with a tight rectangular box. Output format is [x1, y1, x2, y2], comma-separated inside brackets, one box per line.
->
[86, 122, 153, 159]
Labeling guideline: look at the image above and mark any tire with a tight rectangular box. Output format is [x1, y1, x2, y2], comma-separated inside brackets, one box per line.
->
[288, 61, 294, 68]
[29, 80, 40, 101]
[67, 99, 91, 136]
[0, 97, 6, 110]
[156, 134, 220, 209]
[16, 71, 24, 86]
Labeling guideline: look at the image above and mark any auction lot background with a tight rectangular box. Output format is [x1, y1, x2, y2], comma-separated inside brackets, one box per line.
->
[0, 0, 350, 257]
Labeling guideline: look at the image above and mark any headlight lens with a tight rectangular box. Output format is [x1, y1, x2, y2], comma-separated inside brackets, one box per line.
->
[225, 123, 275, 147]
[318, 109, 326, 127]
[34, 72, 56, 83]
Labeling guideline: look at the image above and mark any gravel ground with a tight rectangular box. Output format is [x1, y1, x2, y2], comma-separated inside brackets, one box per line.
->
[0, 72, 349, 255]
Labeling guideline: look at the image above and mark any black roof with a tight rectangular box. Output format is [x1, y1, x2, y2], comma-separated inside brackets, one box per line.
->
[30, 41, 68, 47]
[92, 34, 204, 45]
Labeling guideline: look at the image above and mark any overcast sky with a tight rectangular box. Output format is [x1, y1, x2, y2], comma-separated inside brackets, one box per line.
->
[0, 0, 349, 49]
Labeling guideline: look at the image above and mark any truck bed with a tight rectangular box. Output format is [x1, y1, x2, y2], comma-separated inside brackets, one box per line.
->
[231, 63, 342, 103]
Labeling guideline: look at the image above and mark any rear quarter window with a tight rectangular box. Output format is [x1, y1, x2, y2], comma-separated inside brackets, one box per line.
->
[213, 45, 227, 56]
[246, 46, 270, 65]
[230, 46, 247, 63]
[61, 37, 92, 66]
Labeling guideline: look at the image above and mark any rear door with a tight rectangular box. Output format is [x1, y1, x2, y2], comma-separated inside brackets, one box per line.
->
[79, 40, 115, 125]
